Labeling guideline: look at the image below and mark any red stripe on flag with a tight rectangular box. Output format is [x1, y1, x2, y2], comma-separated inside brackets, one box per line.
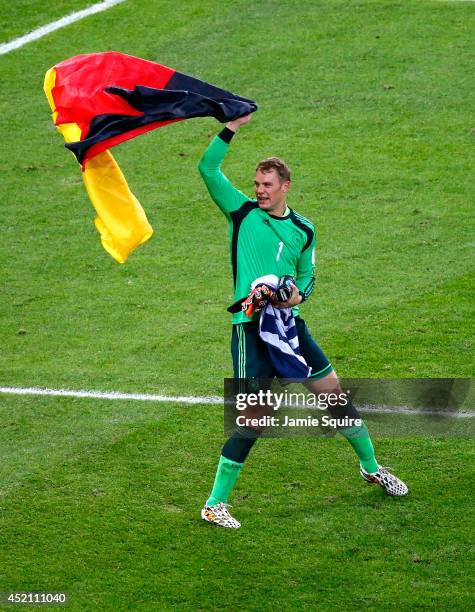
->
[83, 118, 183, 164]
[52, 52, 176, 138]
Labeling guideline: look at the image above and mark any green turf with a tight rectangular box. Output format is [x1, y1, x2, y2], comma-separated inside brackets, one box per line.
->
[1, 0, 473, 392]
[0, 0, 96, 43]
[0, 0, 474, 609]
[0, 395, 474, 610]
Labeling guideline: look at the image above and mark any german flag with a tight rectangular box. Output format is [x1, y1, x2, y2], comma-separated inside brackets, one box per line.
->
[44, 52, 257, 262]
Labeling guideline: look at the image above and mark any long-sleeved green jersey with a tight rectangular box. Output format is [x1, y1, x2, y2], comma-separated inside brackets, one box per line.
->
[198, 129, 316, 324]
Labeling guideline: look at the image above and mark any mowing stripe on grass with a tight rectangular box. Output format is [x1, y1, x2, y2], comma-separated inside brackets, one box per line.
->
[0, 386, 473, 417]
[0, 0, 126, 55]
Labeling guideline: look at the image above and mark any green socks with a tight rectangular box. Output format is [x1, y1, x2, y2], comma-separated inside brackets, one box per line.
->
[206, 423, 378, 507]
[206, 455, 244, 507]
[340, 423, 379, 474]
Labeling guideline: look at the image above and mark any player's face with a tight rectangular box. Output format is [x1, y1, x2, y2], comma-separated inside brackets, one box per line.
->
[254, 169, 290, 214]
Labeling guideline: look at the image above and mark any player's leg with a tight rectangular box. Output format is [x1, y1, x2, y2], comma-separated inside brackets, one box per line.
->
[296, 317, 408, 496]
[305, 370, 380, 474]
[202, 322, 273, 528]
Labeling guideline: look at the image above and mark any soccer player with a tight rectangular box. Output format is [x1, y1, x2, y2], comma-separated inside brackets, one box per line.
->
[198, 114, 408, 529]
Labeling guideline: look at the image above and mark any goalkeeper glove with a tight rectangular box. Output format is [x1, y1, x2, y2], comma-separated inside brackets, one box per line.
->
[242, 284, 275, 317]
[275, 275, 296, 302]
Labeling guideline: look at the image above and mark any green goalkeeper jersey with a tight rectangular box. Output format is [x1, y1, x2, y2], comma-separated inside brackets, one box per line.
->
[198, 129, 316, 324]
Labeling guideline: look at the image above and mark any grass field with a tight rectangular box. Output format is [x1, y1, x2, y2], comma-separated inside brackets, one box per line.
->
[0, 0, 474, 610]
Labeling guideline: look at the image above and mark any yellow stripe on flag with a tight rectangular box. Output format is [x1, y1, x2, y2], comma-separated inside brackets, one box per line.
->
[83, 151, 153, 263]
[43, 67, 153, 263]
[44, 67, 82, 142]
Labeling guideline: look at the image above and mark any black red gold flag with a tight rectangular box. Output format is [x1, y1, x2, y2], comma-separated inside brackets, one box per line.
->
[44, 52, 257, 262]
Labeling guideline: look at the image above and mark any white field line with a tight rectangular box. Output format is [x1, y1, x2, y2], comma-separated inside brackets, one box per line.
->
[0, 386, 474, 418]
[0, 386, 222, 405]
[0, 0, 126, 56]
[356, 404, 474, 419]
[0, 0, 469, 56]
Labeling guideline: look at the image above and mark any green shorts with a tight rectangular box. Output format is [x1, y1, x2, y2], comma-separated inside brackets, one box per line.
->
[231, 317, 333, 380]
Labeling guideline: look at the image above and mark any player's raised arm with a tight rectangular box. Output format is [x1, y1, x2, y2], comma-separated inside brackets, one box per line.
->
[198, 114, 253, 217]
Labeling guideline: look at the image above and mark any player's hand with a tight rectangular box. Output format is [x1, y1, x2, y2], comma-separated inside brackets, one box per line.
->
[227, 114, 252, 132]
[242, 284, 274, 317]
[272, 284, 302, 309]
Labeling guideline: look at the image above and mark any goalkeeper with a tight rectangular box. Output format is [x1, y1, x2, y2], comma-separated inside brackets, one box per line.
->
[198, 115, 408, 529]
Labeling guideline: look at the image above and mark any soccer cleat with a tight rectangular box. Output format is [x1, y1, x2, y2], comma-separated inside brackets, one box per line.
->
[360, 465, 408, 496]
[201, 502, 241, 529]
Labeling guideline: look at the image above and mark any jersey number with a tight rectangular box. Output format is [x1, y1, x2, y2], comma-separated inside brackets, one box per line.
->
[276, 241, 284, 262]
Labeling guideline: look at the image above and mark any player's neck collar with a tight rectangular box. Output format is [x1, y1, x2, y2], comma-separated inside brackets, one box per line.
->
[268, 206, 291, 220]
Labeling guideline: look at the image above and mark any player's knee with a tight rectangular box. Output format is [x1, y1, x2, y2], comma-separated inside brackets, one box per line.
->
[306, 370, 342, 395]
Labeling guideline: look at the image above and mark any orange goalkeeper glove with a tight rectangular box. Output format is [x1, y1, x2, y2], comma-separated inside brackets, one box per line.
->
[241, 284, 275, 317]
